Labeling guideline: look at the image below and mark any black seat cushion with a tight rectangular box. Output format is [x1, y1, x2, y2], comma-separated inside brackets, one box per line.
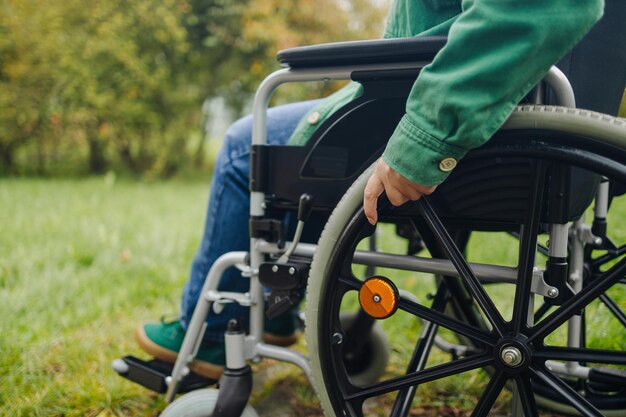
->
[277, 36, 447, 68]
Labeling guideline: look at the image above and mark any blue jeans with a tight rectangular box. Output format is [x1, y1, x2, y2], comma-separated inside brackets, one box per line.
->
[180, 100, 320, 343]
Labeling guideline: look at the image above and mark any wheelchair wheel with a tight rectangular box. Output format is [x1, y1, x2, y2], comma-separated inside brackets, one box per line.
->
[159, 388, 259, 417]
[306, 106, 626, 417]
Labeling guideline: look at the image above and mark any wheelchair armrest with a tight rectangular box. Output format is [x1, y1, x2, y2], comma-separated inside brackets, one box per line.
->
[277, 36, 447, 68]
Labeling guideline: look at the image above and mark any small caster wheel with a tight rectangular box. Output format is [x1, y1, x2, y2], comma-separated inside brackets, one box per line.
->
[340, 312, 390, 387]
[160, 388, 259, 417]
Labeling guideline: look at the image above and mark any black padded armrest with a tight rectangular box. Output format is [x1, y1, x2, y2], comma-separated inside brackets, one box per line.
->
[277, 36, 447, 68]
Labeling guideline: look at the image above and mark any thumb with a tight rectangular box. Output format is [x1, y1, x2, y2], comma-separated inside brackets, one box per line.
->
[363, 174, 384, 225]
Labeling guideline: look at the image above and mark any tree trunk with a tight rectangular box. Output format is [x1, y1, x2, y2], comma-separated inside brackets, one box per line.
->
[87, 135, 107, 174]
[0, 143, 15, 172]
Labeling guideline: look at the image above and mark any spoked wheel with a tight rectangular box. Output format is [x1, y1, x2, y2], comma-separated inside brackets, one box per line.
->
[306, 106, 626, 417]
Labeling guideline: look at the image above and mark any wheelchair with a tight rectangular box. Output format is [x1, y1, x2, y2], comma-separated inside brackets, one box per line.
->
[113, 13, 626, 417]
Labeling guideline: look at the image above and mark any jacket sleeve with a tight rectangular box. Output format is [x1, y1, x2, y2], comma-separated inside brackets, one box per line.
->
[382, 0, 604, 186]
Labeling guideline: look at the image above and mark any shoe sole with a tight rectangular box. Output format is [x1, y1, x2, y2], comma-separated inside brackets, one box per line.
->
[262, 332, 298, 347]
[134, 326, 298, 380]
[134, 326, 224, 380]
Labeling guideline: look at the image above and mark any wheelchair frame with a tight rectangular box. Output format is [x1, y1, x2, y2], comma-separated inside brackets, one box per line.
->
[109, 33, 626, 416]
[162, 60, 585, 405]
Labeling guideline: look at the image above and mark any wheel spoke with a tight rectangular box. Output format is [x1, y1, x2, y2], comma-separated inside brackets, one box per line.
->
[470, 370, 507, 417]
[337, 276, 495, 346]
[528, 255, 626, 344]
[590, 246, 626, 270]
[390, 320, 438, 417]
[599, 293, 626, 328]
[530, 367, 603, 417]
[514, 375, 538, 417]
[397, 294, 494, 346]
[512, 163, 546, 335]
[509, 231, 549, 257]
[390, 286, 446, 417]
[533, 302, 552, 322]
[416, 198, 506, 337]
[346, 400, 365, 417]
[344, 353, 493, 401]
[534, 346, 626, 365]
[338, 274, 363, 289]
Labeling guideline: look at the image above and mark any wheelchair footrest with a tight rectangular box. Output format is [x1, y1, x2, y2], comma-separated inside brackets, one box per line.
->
[112, 355, 215, 394]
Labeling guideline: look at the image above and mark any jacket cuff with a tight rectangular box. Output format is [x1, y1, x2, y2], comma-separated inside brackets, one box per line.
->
[382, 115, 467, 186]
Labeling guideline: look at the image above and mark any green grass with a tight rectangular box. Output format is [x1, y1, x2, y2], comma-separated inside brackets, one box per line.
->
[2, 177, 626, 416]
[0, 177, 208, 416]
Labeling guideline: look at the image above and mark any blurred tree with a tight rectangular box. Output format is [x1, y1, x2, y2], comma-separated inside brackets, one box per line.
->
[230, 0, 387, 109]
[0, 0, 389, 176]
[0, 0, 61, 173]
[60, 0, 194, 175]
[184, 0, 388, 161]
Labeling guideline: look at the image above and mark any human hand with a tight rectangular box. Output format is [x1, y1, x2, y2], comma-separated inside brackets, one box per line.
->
[363, 159, 437, 225]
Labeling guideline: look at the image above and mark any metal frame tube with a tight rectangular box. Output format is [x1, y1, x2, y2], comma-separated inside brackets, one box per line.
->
[566, 219, 586, 373]
[254, 342, 313, 382]
[225, 329, 247, 370]
[262, 241, 559, 295]
[544, 66, 576, 108]
[248, 238, 264, 346]
[549, 223, 570, 259]
[165, 251, 248, 402]
[595, 178, 609, 219]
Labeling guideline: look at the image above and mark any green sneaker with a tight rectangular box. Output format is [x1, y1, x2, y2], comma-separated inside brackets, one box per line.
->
[135, 320, 225, 379]
[135, 314, 299, 378]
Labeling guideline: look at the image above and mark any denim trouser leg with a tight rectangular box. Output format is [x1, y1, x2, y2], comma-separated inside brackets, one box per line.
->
[180, 100, 320, 343]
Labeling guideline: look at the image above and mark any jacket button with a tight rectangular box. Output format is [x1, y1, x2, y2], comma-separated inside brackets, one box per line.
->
[439, 157, 457, 172]
[307, 111, 321, 125]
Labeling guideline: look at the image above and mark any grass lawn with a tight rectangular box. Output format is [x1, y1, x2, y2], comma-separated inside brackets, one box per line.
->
[0, 177, 208, 416]
[1, 177, 625, 416]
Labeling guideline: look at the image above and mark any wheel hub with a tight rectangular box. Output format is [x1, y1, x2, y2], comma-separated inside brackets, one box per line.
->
[494, 336, 532, 373]
[500, 346, 524, 368]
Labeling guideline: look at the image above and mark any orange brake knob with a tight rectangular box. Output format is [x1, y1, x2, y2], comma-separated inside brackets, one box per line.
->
[359, 276, 399, 319]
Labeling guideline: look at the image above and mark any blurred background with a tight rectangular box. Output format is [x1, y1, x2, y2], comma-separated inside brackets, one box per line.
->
[0, 0, 389, 178]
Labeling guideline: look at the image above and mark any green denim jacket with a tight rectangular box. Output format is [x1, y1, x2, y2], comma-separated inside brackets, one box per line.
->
[288, 0, 604, 186]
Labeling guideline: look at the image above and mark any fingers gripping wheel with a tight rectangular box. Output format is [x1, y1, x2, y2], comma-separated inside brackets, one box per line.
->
[306, 107, 626, 417]
[359, 277, 399, 319]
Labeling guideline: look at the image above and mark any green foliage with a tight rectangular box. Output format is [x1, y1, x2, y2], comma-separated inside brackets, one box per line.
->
[0, 0, 388, 177]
